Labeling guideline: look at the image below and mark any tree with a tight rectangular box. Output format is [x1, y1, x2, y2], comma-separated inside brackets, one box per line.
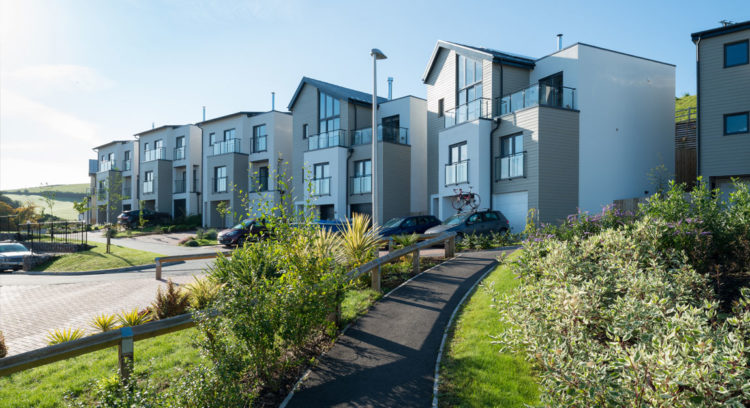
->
[216, 201, 230, 228]
[102, 174, 126, 254]
[72, 197, 90, 221]
[40, 183, 57, 219]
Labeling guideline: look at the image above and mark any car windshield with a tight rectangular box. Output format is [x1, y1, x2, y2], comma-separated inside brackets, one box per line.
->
[0, 243, 27, 252]
[443, 213, 468, 226]
[382, 218, 403, 228]
[233, 219, 254, 229]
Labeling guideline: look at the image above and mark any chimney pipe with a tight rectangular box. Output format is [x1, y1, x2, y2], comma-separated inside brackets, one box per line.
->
[152, 122, 155, 129]
[556, 34, 563, 51]
[272, 92, 275, 111]
[202, 106, 206, 121]
[387, 77, 393, 100]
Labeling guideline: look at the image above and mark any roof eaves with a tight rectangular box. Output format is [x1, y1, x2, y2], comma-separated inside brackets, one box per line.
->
[691, 20, 750, 42]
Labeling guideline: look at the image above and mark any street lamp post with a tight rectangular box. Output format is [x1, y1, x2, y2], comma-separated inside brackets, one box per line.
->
[370, 48, 387, 227]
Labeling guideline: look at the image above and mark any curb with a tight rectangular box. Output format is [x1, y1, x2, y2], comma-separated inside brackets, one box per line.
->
[14, 261, 185, 276]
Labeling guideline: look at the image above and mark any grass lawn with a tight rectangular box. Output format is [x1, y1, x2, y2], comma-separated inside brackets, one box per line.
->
[3, 194, 80, 221]
[439, 251, 539, 408]
[0, 327, 202, 408]
[2, 184, 89, 195]
[32, 242, 164, 272]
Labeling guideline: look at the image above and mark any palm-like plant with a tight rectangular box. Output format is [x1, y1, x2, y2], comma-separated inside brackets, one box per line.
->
[46, 328, 86, 345]
[90, 313, 119, 332]
[392, 233, 420, 263]
[184, 276, 222, 310]
[337, 214, 382, 268]
[311, 227, 341, 261]
[117, 308, 152, 327]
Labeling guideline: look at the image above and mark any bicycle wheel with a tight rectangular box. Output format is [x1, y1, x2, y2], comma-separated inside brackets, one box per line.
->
[451, 195, 465, 211]
[469, 193, 481, 210]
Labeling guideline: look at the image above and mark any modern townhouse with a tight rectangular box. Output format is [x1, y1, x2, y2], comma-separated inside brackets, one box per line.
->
[198, 111, 293, 228]
[423, 39, 675, 232]
[88, 140, 139, 224]
[135, 124, 202, 219]
[288, 77, 427, 224]
[691, 20, 750, 197]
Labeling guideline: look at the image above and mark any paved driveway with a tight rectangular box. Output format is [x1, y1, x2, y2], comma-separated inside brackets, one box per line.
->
[87, 231, 224, 256]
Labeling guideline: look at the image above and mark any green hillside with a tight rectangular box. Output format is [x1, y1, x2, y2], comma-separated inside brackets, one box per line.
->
[2, 183, 88, 195]
[0, 183, 89, 221]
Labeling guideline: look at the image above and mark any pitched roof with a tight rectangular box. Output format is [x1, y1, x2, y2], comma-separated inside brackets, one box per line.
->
[422, 40, 536, 82]
[196, 111, 264, 126]
[92, 140, 133, 151]
[692, 20, 750, 42]
[287, 77, 387, 110]
[134, 125, 182, 137]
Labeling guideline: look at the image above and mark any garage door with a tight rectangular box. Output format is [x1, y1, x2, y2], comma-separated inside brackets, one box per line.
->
[492, 191, 528, 233]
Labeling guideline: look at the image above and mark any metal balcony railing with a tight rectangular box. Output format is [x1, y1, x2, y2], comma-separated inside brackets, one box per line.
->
[212, 139, 241, 156]
[251, 135, 267, 153]
[494, 84, 577, 116]
[212, 177, 228, 193]
[173, 179, 186, 194]
[445, 160, 469, 186]
[142, 180, 154, 194]
[308, 130, 347, 151]
[495, 152, 526, 180]
[351, 175, 372, 194]
[351, 126, 409, 146]
[311, 177, 331, 196]
[174, 147, 185, 160]
[444, 98, 492, 128]
[143, 148, 167, 162]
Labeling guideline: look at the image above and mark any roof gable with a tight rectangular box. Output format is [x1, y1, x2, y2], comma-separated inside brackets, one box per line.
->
[287, 77, 387, 110]
[422, 40, 536, 82]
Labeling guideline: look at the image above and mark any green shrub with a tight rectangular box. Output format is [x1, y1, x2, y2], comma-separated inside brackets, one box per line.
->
[151, 279, 190, 319]
[184, 239, 199, 247]
[160, 226, 169, 233]
[184, 276, 222, 310]
[337, 214, 382, 268]
[203, 228, 218, 240]
[90, 313, 118, 332]
[195, 228, 205, 240]
[166, 225, 175, 233]
[0, 330, 7, 358]
[117, 309, 152, 327]
[46, 328, 86, 345]
[184, 214, 202, 228]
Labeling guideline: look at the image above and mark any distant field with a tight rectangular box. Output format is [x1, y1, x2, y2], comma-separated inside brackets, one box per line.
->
[2, 183, 88, 194]
[3, 194, 80, 220]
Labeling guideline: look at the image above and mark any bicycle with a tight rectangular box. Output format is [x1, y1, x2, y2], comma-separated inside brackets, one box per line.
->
[452, 187, 481, 213]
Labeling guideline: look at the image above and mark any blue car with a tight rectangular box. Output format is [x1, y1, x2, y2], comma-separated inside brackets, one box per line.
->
[380, 215, 442, 237]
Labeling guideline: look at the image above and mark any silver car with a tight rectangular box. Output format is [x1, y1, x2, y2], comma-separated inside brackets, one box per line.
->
[0, 242, 31, 272]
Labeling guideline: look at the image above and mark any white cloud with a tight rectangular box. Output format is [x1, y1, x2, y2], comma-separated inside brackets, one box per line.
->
[7, 64, 115, 92]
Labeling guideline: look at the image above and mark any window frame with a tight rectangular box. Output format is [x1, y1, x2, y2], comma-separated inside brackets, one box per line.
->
[253, 124, 267, 152]
[449, 142, 468, 164]
[318, 91, 341, 134]
[209, 132, 216, 146]
[724, 112, 749, 135]
[456, 54, 483, 107]
[313, 162, 330, 180]
[354, 159, 371, 177]
[303, 124, 309, 139]
[724, 40, 749, 68]
[224, 128, 236, 141]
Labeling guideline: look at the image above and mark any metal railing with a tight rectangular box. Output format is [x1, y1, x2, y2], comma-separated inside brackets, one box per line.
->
[122, 160, 131, 171]
[142, 180, 154, 194]
[351, 175, 372, 194]
[495, 152, 526, 180]
[444, 98, 492, 128]
[212, 139, 241, 156]
[495, 84, 577, 116]
[0, 218, 88, 247]
[308, 130, 347, 151]
[351, 126, 410, 146]
[676, 107, 696, 123]
[143, 148, 167, 162]
[174, 147, 185, 160]
[311, 177, 331, 196]
[173, 179, 186, 194]
[99, 160, 117, 172]
[445, 160, 469, 185]
[212, 177, 228, 193]
[251, 135, 267, 153]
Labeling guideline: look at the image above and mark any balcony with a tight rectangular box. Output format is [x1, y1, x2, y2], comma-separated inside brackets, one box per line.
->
[212, 177, 228, 193]
[444, 98, 492, 128]
[99, 160, 117, 172]
[174, 147, 185, 161]
[143, 148, 166, 162]
[212, 139, 241, 156]
[311, 177, 331, 196]
[495, 84, 577, 116]
[351, 175, 372, 194]
[495, 152, 526, 180]
[174, 179, 186, 194]
[308, 130, 347, 151]
[351, 126, 409, 146]
[445, 160, 469, 186]
[249, 174, 269, 193]
[142, 180, 154, 194]
[122, 160, 132, 171]
[251, 135, 267, 153]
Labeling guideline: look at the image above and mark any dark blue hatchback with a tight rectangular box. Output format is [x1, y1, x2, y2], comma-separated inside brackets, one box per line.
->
[380, 215, 442, 237]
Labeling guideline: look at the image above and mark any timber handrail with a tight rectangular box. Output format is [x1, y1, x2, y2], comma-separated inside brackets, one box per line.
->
[154, 251, 232, 280]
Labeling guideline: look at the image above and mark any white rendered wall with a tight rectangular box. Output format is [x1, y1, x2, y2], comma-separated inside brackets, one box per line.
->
[303, 147, 348, 220]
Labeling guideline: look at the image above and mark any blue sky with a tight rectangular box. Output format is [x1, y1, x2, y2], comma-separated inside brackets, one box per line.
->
[0, 0, 747, 190]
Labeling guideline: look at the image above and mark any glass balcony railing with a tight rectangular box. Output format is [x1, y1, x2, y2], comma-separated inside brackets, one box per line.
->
[123, 185, 132, 198]
[351, 175, 372, 194]
[174, 147, 185, 160]
[99, 160, 117, 172]
[122, 160, 131, 171]
[444, 98, 492, 128]
[142, 180, 154, 194]
[311, 177, 331, 196]
[212, 177, 228, 193]
[495, 152, 526, 180]
[212, 139, 241, 156]
[308, 130, 347, 151]
[445, 160, 469, 186]
[251, 135, 267, 153]
[173, 179, 186, 194]
[143, 148, 166, 162]
[495, 84, 577, 116]
[351, 126, 409, 146]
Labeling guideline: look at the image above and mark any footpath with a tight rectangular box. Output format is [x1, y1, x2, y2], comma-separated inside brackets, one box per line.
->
[286, 249, 508, 408]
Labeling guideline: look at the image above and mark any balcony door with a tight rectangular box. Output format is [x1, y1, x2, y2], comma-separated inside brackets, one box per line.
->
[538, 72, 563, 106]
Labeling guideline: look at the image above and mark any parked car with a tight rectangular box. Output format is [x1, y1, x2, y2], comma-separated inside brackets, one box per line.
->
[117, 209, 172, 228]
[381, 215, 442, 237]
[0, 241, 31, 272]
[424, 210, 509, 237]
[217, 218, 268, 246]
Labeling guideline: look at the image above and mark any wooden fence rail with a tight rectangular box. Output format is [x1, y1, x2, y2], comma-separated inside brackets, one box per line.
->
[0, 232, 456, 380]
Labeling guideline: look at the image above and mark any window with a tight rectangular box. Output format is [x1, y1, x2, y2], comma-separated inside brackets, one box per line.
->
[143, 142, 149, 152]
[224, 129, 236, 140]
[155, 140, 163, 149]
[312, 162, 330, 196]
[725, 40, 749, 68]
[145, 171, 153, 181]
[209, 132, 216, 145]
[108, 152, 114, 162]
[724, 112, 749, 135]
[314, 163, 330, 179]
[354, 160, 371, 177]
[450, 142, 468, 164]
[319, 91, 340, 134]
[124, 151, 130, 161]
[499, 133, 524, 179]
[438, 99, 444, 117]
[457, 54, 483, 107]
[352, 159, 372, 194]
[193, 168, 199, 192]
[143, 171, 154, 194]
[446, 142, 468, 185]
[303, 124, 309, 139]
[214, 166, 227, 193]
[253, 124, 267, 152]
[176, 136, 184, 147]
[255, 167, 269, 191]
[124, 151, 131, 170]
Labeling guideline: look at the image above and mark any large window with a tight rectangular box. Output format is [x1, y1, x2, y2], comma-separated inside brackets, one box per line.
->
[124, 150, 131, 171]
[214, 166, 227, 193]
[209, 132, 216, 145]
[352, 160, 372, 194]
[498, 134, 524, 179]
[725, 112, 749, 135]
[253, 124, 267, 152]
[224, 129, 236, 140]
[450, 142, 468, 164]
[175, 136, 185, 160]
[457, 55, 483, 107]
[319, 92, 340, 134]
[446, 142, 468, 185]
[725, 40, 749, 68]
[143, 171, 154, 194]
[312, 162, 331, 196]
[252, 167, 269, 192]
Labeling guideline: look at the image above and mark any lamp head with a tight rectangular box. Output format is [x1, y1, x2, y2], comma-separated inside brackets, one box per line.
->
[371, 48, 387, 60]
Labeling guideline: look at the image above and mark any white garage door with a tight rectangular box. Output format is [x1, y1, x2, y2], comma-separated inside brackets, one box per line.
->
[492, 191, 528, 233]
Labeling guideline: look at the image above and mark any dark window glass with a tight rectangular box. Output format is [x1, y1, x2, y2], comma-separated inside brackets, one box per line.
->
[725, 112, 749, 135]
[725, 41, 749, 67]
[438, 99, 444, 117]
